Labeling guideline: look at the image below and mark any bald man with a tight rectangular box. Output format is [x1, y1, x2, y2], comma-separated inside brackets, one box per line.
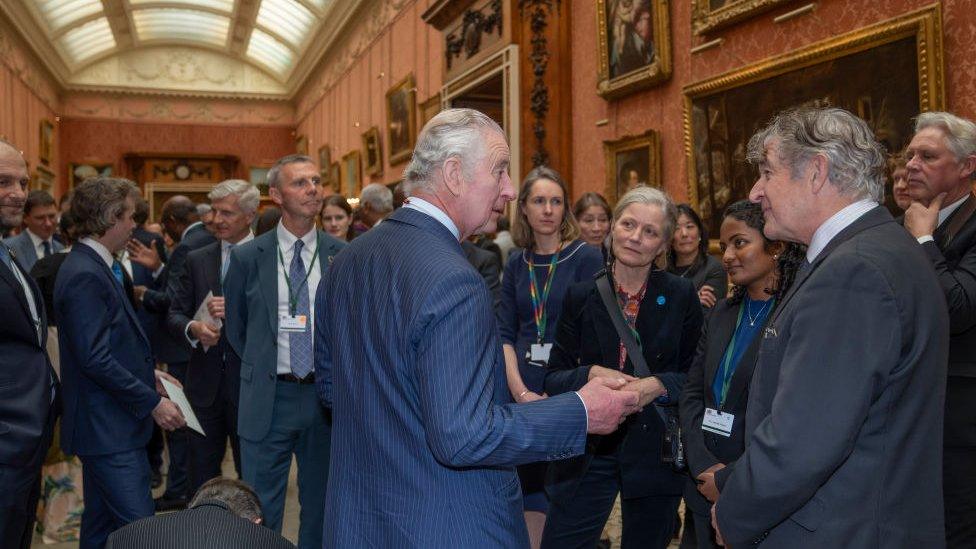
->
[0, 141, 59, 549]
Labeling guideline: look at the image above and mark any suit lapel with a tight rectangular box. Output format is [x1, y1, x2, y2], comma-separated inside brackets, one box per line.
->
[633, 270, 668, 371]
[941, 193, 976, 251]
[257, 235, 279, 332]
[0, 250, 43, 341]
[721, 314, 764, 412]
[704, 301, 739, 407]
[206, 243, 221, 296]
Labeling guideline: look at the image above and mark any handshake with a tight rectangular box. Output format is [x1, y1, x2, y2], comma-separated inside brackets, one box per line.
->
[577, 365, 665, 435]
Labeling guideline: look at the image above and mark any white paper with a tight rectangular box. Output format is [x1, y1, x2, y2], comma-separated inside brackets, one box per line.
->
[161, 378, 206, 436]
[193, 291, 223, 352]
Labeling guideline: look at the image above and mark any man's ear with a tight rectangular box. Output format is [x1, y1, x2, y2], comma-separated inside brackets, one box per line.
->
[268, 185, 283, 206]
[959, 154, 976, 182]
[442, 156, 464, 197]
[808, 154, 830, 195]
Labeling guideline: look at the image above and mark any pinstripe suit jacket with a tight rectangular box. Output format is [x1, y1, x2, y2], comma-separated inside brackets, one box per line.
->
[315, 207, 588, 548]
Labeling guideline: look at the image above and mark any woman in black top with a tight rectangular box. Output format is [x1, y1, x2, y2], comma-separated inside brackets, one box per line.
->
[668, 204, 727, 308]
[541, 187, 704, 549]
[678, 200, 804, 548]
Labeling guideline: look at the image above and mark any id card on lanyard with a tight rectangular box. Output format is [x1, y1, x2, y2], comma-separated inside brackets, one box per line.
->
[526, 244, 562, 365]
[277, 236, 320, 334]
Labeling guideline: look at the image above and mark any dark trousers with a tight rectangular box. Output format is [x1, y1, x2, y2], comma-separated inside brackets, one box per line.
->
[146, 424, 163, 474]
[945, 446, 976, 548]
[541, 454, 681, 549]
[79, 449, 154, 549]
[162, 361, 190, 499]
[188, 370, 242, 495]
[0, 408, 54, 549]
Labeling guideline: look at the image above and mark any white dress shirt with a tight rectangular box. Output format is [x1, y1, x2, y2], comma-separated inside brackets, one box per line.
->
[917, 194, 969, 244]
[404, 197, 461, 240]
[275, 223, 321, 375]
[79, 237, 115, 268]
[26, 228, 55, 259]
[807, 199, 878, 263]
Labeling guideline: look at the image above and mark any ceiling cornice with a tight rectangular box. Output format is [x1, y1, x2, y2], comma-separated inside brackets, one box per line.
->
[62, 82, 292, 101]
[284, 0, 372, 98]
[0, 1, 69, 86]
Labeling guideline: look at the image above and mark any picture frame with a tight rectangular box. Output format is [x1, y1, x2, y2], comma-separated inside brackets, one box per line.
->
[318, 145, 331, 172]
[296, 134, 308, 156]
[68, 162, 113, 189]
[249, 166, 271, 195]
[386, 74, 418, 165]
[691, 0, 795, 36]
[596, 0, 672, 100]
[341, 151, 362, 197]
[329, 162, 341, 194]
[419, 93, 443, 127]
[361, 127, 383, 177]
[682, 5, 944, 240]
[603, 130, 662, 206]
[39, 120, 54, 166]
[33, 165, 55, 194]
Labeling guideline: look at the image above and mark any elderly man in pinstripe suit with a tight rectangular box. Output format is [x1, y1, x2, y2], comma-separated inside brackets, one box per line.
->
[315, 108, 641, 548]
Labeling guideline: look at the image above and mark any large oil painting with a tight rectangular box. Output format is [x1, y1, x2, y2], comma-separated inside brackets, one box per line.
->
[596, 0, 671, 99]
[604, 130, 661, 205]
[386, 74, 418, 165]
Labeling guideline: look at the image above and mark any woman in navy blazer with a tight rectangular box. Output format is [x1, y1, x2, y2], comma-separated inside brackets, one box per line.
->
[541, 187, 703, 549]
[678, 200, 804, 548]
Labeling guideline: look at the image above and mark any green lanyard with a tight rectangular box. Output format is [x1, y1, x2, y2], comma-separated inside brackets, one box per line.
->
[277, 236, 320, 315]
[717, 303, 746, 408]
[527, 244, 562, 344]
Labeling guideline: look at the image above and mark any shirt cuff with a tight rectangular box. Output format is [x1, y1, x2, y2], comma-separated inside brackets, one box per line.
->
[917, 235, 935, 244]
[152, 263, 165, 279]
[573, 391, 588, 433]
[184, 321, 199, 348]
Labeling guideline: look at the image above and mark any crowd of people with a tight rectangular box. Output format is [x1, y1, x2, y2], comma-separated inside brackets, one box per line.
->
[0, 104, 974, 549]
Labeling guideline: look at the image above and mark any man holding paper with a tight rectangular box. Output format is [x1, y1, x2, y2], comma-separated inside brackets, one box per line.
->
[169, 179, 258, 495]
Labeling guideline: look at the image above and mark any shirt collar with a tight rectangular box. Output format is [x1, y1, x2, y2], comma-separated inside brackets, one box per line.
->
[223, 231, 254, 250]
[79, 237, 114, 268]
[938, 194, 970, 227]
[807, 199, 878, 263]
[403, 197, 461, 241]
[25, 228, 46, 249]
[276, 222, 317, 252]
[181, 221, 203, 241]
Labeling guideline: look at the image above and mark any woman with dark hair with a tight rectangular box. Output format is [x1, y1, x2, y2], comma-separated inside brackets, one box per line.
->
[320, 194, 355, 242]
[541, 186, 703, 548]
[497, 166, 604, 547]
[573, 192, 612, 248]
[679, 200, 804, 548]
[668, 204, 727, 308]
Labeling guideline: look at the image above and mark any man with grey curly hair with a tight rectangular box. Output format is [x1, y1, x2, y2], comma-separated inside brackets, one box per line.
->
[710, 107, 948, 548]
[902, 111, 976, 547]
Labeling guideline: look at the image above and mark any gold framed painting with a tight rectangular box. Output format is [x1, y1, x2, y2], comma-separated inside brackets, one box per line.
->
[596, 0, 672, 100]
[318, 145, 331, 172]
[329, 162, 341, 194]
[683, 4, 944, 240]
[33, 165, 54, 194]
[419, 93, 443, 127]
[691, 0, 795, 36]
[68, 162, 113, 189]
[603, 130, 662, 206]
[361, 127, 383, 176]
[386, 74, 418, 165]
[39, 120, 54, 165]
[341, 150, 362, 197]
[296, 134, 308, 155]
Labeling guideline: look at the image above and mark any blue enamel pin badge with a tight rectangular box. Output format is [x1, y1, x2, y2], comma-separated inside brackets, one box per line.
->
[656, 295, 665, 306]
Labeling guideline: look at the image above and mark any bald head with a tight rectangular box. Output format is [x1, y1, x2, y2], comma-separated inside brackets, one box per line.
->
[160, 195, 199, 242]
[0, 140, 29, 230]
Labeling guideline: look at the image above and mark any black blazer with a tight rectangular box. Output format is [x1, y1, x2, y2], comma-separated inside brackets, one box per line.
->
[105, 499, 295, 549]
[679, 297, 764, 515]
[461, 240, 502, 309]
[0, 249, 59, 467]
[544, 269, 703, 500]
[168, 241, 241, 408]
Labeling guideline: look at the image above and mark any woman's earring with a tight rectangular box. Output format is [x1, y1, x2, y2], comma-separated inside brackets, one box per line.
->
[773, 254, 779, 260]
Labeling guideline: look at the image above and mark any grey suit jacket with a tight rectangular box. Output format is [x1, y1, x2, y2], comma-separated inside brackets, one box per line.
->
[4, 231, 62, 272]
[715, 206, 948, 548]
[223, 227, 344, 441]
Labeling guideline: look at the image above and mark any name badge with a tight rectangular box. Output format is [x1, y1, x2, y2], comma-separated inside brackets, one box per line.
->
[529, 343, 552, 363]
[702, 408, 734, 437]
[279, 314, 308, 333]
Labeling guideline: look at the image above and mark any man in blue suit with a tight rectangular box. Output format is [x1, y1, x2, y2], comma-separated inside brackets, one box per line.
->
[223, 155, 344, 549]
[3, 189, 63, 271]
[315, 109, 641, 548]
[56, 177, 186, 549]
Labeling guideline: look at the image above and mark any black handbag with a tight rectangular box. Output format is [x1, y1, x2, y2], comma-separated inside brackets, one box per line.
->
[595, 272, 687, 472]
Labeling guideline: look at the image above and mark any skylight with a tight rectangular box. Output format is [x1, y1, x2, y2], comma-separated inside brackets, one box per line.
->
[133, 9, 231, 48]
[36, 0, 103, 32]
[255, 0, 315, 48]
[246, 28, 293, 75]
[130, 0, 235, 12]
[59, 17, 116, 63]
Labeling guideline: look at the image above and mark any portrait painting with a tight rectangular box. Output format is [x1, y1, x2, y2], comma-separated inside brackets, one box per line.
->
[296, 134, 308, 156]
[683, 6, 944, 239]
[39, 120, 54, 166]
[329, 162, 341, 194]
[342, 151, 362, 197]
[386, 74, 418, 165]
[597, 0, 671, 99]
[361, 127, 383, 176]
[318, 145, 331, 172]
[603, 130, 661, 205]
[68, 162, 113, 189]
[691, 0, 795, 35]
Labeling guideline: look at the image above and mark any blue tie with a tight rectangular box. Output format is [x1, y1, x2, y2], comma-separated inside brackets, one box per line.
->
[111, 261, 125, 286]
[288, 239, 313, 379]
[0, 244, 11, 270]
[42, 241, 51, 258]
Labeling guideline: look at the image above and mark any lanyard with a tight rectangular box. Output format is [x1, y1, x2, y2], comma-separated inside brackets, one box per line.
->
[717, 297, 774, 407]
[277, 236, 320, 315]
[527, 243, 563, 343]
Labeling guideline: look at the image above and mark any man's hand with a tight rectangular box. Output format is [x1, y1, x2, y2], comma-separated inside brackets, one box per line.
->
[154, 369, 182, 397]
[697, 463, 726, 503]
[189, 320, 220, 348]
[698, 285, 718, 308]
[588, 365, 637, 384]
[711, 504, 726, 546]
[152, 397, 186, 431]
[127, 238, 163, 271]
[905, 192, 946, 238]
[622, 376, 666, 408]
[577, 377, 640, 435]
[133, 285, 147, 303]
[206, 296, 226, 320]
[518, 390, 547, 403]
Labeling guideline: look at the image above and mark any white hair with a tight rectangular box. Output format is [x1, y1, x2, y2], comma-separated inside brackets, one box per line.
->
[915, 112, 976, 169]
[402, 108, 505, 195]
[359, 183, 393, 212]
[208, 179, 261, 214]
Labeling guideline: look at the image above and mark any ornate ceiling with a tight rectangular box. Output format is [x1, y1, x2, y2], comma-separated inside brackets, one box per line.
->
[0, 0, 369, 99]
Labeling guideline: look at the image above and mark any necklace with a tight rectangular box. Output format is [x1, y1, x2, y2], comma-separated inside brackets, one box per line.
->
[746, 297, 772, 326]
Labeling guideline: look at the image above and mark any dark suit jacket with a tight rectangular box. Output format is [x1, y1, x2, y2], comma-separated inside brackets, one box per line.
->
[105, 499, 295, 549]
[29, 252, 68, 326]
[130, 226, 165, 346]
[679, 297, 763, 516]
[715, 206, 948, 548]
[143, 223, 216, 364]
[0, 248, 58, 467]
[169, 241, 241, 408]
[3, 230, 63, 272]
[544, 269, 703, 500]
[461, 240, 502, 309]
[55, 243, 159, 456]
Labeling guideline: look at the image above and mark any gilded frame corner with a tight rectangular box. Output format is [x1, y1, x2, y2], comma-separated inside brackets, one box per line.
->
[691, 0, 795, 36]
